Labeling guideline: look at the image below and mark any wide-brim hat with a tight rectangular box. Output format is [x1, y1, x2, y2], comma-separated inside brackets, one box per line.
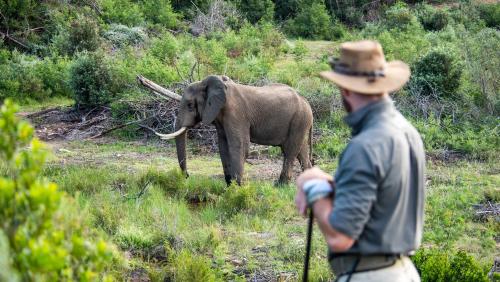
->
[319, 40, 410, 95]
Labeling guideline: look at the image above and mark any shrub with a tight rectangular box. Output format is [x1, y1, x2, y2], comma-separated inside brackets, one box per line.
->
[284, 1, 333, 40]
[476, 3, 500, 29]
[140, 168, 186, 196]
[0, 52, 71, 102]
[0, 100, 122, 280]
[149, 32, 180, 63]
[274, 0, 301, 20]
[194, 38, 228, 74]
[410, 48, 462, 98]
[69, 52, 113, 107]
[385, 2, 419, 30]
[463, 28, 500, 114]
[140, 0, 179, 28]
[100, 0, 144, 26]
[292, 40, 308, 61]
[104, 24, 147, 48]
[170, 250, 217, 281]
[412, 248, 489, 282]
[66, 16, 101, 55]
[219, 183, 257, 214]
[417, 4, 449, 31]
[234, 0, 274, 24]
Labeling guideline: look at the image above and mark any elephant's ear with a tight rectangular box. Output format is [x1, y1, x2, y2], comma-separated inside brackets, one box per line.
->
[202, 75, 226, 124]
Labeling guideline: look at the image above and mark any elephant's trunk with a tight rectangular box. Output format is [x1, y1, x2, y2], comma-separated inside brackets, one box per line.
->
[175, 128, 187, 175]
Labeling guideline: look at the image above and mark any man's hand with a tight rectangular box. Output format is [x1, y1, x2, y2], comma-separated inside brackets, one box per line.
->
[295, 167, 334, 216]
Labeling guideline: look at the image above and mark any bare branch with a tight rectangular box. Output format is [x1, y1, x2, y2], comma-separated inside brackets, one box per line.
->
[137, 75, 183, 101]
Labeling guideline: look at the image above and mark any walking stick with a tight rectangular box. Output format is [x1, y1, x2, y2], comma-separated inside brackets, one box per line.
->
[303, 208, 314, 282]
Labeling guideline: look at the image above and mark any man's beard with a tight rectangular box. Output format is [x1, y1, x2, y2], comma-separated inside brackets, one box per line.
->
[342, 96, 352, 113]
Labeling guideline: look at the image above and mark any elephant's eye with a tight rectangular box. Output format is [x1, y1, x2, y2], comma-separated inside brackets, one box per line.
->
[187, 103, 194, 111]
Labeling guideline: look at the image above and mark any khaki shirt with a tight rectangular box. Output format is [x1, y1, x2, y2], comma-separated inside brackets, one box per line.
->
[329, 97, 425, 255]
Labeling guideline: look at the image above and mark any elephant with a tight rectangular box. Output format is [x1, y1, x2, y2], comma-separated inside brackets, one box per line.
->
[157, 75, 314, 185]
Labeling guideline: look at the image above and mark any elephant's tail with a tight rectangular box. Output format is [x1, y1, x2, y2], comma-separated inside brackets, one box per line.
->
[309, 125, 314, 166]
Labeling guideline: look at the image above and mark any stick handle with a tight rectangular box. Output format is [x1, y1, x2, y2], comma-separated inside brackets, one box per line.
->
[303, 209, 314, 282]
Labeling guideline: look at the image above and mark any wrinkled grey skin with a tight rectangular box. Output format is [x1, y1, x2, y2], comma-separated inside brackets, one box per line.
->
[175, 75, 313, 185]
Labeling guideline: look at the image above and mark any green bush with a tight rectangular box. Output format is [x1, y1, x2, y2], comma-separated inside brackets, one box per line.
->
[194, 38, 229, 74]
[235, 0, 275, 24]
[463, 28, 500, 114]
[274, 0, 301, 20]
[140, 0, 179, 28]
[170, 249, 218, 281]
[385, 2, 419, 30]
[66, 16, 101, 55]
[140, 168, 186, 196]
[417, 5, 449, 31]
[410, 48, 462, 98]
[149, 32, 180, 63]
[284, 1, 333, 40]
[104, 24, 147, 48]
[100, 0, 144, 26]
[412, 248, 489, 282]
[219, 183, 258, 214]
[69, 51, 113, 107]
[0, 52, 72, 102]
[477, 3, 500, 29]
[0, 100, 122, 280]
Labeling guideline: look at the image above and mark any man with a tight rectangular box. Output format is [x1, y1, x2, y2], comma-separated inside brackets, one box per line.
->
[295, 40, 425, 282]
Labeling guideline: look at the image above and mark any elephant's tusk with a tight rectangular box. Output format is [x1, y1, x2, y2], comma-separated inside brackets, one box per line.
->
[155, 127, 187, 140]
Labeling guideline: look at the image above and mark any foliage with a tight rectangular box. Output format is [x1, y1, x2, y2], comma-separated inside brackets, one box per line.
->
[417, 4, 449, 31]
[410, 48, 462, 99]
[0, 100, 121, 280]
[65, 15, 101, 55]
[274, 0, 301, 20]
[170, 250, 218, 281]
[284, 1, 334, 40]
[69, 51, 113, 107]
[100, 0, 144, 26]
[326, 0, 367, 27]
[462, 28, 500, 115]
[149, 32, 180, 63]
[385, 2, 420, 30]
[103, 24, 147, 48]
[476, 3, 500, 29]
[140, 0, 179, 28]
[0, 52, 72, 102]
[140, 168, 186, 195]
[413, 249, 489, 282]
[234, 0, 275, 24]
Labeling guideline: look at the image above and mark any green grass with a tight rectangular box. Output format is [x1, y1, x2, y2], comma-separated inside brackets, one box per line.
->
[18, 96, 74, 112]
[40, 140, 499, 281]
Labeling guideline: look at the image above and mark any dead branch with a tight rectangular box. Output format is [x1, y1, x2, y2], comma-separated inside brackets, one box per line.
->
[0, 30, 29, 49]
[137, 75, 182, 101]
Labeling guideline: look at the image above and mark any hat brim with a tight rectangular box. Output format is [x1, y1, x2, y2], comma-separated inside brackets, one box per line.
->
[319, 61, 410, 94]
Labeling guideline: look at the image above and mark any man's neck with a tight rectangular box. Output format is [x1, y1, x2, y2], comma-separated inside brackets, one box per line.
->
[350, 93, 388, 113]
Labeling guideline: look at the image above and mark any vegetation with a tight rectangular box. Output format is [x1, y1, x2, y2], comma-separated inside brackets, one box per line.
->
[0, 0, 498, 280]
[0, 100, 124, 280]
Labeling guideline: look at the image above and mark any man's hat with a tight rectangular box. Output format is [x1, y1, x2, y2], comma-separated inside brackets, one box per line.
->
[319, 40, 410, 94]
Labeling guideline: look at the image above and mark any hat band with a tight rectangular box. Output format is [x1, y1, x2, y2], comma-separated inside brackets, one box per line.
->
[329, 58, 385, 82]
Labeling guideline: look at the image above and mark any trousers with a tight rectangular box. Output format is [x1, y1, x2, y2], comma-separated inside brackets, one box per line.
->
[335, 256, 421, 282]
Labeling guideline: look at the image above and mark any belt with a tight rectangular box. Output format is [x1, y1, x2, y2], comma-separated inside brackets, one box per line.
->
[329, 254, 402, 277]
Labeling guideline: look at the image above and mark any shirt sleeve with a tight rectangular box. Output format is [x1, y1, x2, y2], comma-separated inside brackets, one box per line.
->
[329, 140, 379, 240]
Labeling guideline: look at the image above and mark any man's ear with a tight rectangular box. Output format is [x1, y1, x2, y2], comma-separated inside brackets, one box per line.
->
[202, 76, 226, 124]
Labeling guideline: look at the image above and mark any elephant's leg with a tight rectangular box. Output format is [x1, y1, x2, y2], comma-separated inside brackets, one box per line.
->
[216, 126, 232, 185]
[297, 140, 312, 171]
[225, 132, 248, 186]
[278, 141, 302, 185]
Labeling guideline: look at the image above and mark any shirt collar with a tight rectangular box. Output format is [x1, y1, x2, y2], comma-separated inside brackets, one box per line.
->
[344, 97, 394, 136]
